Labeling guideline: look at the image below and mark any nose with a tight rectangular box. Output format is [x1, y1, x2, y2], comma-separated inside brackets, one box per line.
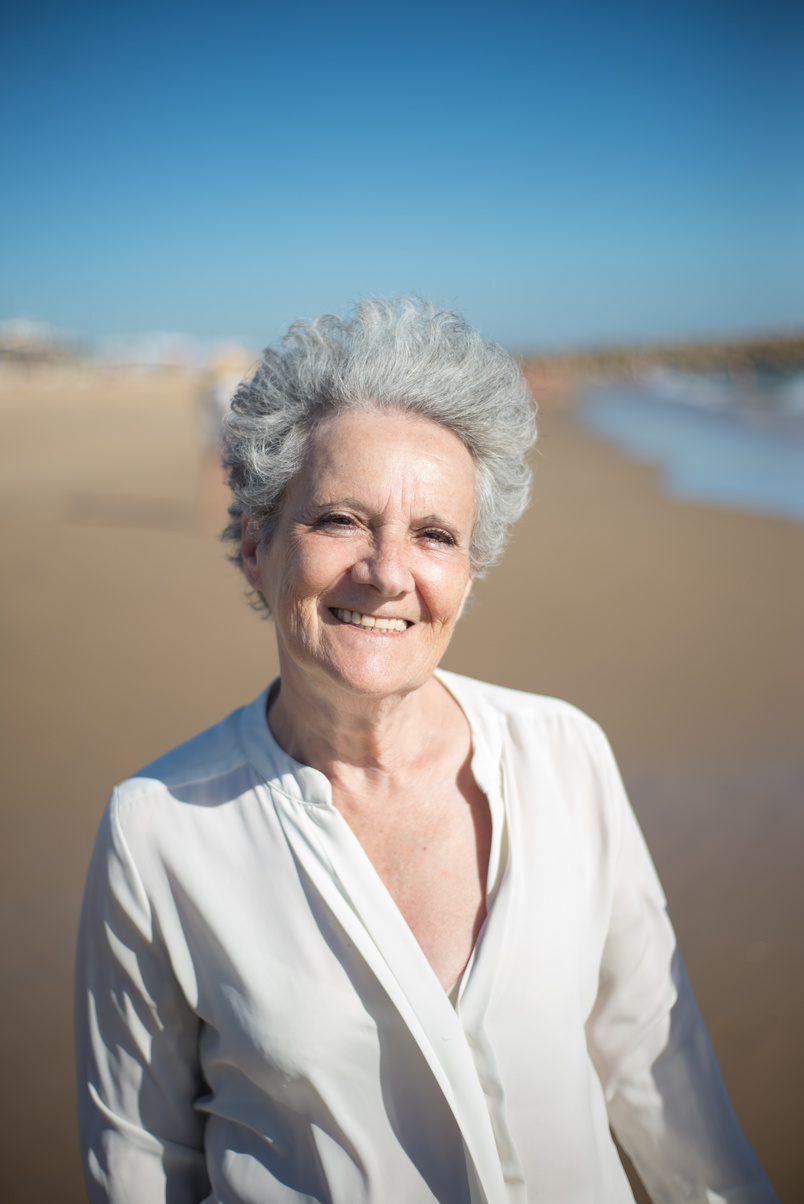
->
[350, 528, 414, 597]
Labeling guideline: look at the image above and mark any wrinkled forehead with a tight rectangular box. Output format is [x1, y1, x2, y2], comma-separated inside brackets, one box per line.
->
[297, 407, 477, 513]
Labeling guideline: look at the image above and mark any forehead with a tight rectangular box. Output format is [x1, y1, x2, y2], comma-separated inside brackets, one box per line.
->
[301, 407, 477, 503]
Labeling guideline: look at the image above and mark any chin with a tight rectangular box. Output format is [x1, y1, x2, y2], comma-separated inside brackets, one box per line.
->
[322, 652, 430, 700]
[331, 670, 419, 699]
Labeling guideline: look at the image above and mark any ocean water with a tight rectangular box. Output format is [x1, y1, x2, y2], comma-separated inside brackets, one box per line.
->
[578, 370, 804, 524]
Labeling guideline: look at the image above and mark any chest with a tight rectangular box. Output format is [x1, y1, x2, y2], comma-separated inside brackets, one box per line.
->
[333, 775, 492, 990]
[169, 765, 608, 1071]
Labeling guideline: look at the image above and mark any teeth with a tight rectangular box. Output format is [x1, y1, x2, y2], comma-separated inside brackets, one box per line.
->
[333, 608, 407, 632]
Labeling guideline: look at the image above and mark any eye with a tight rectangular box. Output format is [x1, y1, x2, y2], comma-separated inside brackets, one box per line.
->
[316, 512, 357, 530]
[421, 528, 457, 547]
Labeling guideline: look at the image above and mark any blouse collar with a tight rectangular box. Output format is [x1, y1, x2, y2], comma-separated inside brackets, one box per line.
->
[238, 668, 505, 816]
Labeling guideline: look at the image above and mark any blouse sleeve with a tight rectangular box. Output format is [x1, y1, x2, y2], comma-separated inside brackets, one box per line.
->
[75, 791, 210, 1203]
[583, 731, 779, 1204]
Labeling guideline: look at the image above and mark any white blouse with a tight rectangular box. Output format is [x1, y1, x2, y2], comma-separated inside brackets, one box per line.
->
[75, 670, 777, 1203]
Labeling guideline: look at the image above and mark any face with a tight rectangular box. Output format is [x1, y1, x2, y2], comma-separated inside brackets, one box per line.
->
[242, 407, 476, 704]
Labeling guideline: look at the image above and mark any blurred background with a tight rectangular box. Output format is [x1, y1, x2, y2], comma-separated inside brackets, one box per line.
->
[1, 1, 802, 1200]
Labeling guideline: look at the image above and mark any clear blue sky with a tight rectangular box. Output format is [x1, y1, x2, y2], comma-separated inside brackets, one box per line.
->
[2, 0, 802, 350]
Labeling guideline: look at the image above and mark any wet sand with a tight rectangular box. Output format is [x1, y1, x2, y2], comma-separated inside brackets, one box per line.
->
[1, 369, 801, 1200]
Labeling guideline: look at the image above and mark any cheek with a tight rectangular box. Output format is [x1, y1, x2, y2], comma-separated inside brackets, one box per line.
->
[272, 540, 352, 615]
[257, 541, 300, 616]
[293, 542, 345, 594]
[418, 561, 472, 624]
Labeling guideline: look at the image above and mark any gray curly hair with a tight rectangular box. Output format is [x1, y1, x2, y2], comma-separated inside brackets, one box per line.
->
[222, 297, 536, 611]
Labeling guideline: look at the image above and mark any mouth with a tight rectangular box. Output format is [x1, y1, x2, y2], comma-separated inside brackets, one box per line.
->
[330, 607, 412, 633]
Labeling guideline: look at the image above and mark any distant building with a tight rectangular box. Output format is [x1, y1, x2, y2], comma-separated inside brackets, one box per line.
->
[0, 318, 80, 364]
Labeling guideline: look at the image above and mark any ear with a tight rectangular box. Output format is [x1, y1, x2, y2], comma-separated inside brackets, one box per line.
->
[241, 513, 263, 590]
[456, 577, 473, 621]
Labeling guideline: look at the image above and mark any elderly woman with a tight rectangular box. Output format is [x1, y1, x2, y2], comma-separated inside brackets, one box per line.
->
[75, 299, 776, 1204]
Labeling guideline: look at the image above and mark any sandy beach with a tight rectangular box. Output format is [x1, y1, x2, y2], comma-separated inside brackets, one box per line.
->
[1, 369, 801, 1200]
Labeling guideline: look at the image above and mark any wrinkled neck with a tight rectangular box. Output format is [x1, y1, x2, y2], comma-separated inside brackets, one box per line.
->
[267, 668, 462, 789]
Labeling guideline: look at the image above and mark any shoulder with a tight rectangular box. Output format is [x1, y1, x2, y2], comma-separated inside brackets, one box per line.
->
[86, 694, 271, 915]
[437, 669, 621, 815]
[438, 670, 629, 855]
[437, 668, 608, 748]
[110, 694, 265, 825]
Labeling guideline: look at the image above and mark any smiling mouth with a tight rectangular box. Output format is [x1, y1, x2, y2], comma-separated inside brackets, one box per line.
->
[330, 608, 412, 633]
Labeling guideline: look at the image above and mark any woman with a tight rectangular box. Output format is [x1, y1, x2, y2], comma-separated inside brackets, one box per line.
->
[76, 298, 777, 1203]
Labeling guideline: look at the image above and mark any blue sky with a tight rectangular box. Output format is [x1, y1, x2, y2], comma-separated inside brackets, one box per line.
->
[1, 0, 802, 350]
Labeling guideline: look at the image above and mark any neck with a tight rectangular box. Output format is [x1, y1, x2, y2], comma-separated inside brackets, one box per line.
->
[267, 659, 457, 783]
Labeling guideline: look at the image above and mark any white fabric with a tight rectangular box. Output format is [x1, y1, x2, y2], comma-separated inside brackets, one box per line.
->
[75, 670, 778, 1203]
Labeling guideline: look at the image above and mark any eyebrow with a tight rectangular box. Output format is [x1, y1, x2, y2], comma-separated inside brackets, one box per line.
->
[415, 513, 461, 531]
[307, 497, 364, 512]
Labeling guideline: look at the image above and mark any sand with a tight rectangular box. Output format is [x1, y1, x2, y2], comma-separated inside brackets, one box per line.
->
[1, 368, 801, 1201]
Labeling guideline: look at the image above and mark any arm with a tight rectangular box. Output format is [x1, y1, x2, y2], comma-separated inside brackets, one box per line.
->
[75, 791, 210, 1203]
[584, 736, 778, 1204]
